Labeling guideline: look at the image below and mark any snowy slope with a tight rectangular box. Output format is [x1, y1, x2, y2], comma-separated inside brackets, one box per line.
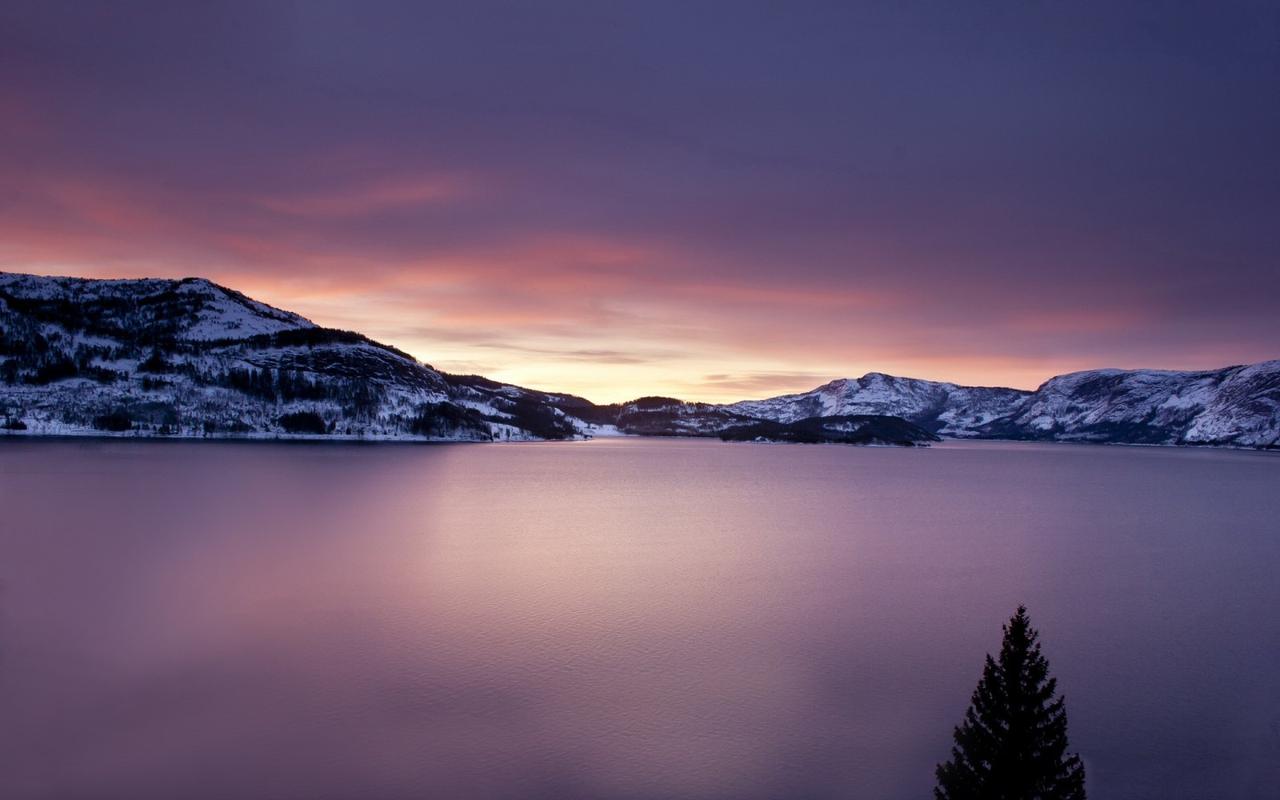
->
[0, 273, 315, 342]
[719, 364, 1280, 448]
[622, 365, 1280, 448]
[3, 271, 1277, 448]
[613, 397, 760, 436]
[987, 362, 1280, 447]
[727, 373, 1029, 436]
[0, 272, 593, 441]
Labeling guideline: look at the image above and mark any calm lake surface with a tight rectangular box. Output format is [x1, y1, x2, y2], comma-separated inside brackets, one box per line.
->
[1, 437, 1277, 799]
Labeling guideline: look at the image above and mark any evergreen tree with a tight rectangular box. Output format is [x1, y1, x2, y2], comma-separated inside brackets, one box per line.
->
[935, 605, 1086, 800]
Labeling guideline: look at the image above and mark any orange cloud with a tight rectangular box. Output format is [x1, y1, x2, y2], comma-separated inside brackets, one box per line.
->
[254, 177, 465, 218]
[1, 156, 1270, 404]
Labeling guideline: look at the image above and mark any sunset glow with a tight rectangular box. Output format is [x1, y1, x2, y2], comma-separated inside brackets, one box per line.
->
[2, 3, 1276, 402]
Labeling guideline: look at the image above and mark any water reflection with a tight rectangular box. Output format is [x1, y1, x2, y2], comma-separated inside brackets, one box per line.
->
[0, 439, 1277, 798]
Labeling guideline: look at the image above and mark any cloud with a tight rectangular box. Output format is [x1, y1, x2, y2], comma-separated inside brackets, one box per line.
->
[698, 371, 837, 395]
[254, 177, 465, 218]
[1, 2, 1277, 402]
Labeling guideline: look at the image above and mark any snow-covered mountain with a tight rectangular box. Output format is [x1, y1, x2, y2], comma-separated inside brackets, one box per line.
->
[692, 365, 1280, 448]
[612, 396, 761, 436]
[980, 363, 1280, 447]
[3, 271, 1277, 448]
[0, 273, 316, 341]
[0, 273, 598, 441]
[726, 373, 1030, 436]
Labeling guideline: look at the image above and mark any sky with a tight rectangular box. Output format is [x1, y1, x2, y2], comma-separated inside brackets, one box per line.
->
[1, 1, 1277, 403]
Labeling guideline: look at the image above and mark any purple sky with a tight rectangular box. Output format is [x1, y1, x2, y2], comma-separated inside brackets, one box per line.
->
[2, 1, 1277, 401]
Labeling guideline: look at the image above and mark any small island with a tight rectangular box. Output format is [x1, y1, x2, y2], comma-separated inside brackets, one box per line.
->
[717, 414, 941, 447]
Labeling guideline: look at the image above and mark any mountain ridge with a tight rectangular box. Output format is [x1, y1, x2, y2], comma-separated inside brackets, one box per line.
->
[2, 272, 1277, 448]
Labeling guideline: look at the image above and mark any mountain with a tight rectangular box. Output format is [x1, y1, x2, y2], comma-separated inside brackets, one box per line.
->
[979, 364, 1280, 447]
[0, 273, 600, 441]
[725, 373, 1030, 436]
[675, 365, 1280, 448]
[2, 271, 1277, 448]
[611, 396, 761, 436]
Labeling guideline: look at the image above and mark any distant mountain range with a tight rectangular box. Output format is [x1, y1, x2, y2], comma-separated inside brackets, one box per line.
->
[2, 272, 1277, 448]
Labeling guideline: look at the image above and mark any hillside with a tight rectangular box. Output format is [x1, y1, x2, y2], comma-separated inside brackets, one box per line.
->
[726, 373, 1030, 436]
[713, 366, 1280, 448]
[0, 273, 596, 441]
[3, 271, 1277, 448]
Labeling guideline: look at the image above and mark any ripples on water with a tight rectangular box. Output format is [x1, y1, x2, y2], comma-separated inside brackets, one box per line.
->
[0, 438, 1277, 799]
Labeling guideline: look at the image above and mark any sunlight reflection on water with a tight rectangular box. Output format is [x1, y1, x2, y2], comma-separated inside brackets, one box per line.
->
[1, 438, 1277, 799]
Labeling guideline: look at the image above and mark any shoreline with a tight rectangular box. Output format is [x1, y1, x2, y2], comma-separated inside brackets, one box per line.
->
[3, 428, 1275, 453]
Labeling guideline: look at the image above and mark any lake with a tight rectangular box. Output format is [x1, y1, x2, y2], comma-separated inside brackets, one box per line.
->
[0, 437, 1277, 799]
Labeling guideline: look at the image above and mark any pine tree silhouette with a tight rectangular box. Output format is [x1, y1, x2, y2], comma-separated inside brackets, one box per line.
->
[935, 605, 1086, 800]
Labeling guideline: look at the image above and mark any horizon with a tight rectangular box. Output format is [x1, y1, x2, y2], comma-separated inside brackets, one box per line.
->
[6, 266, 1276, 407]
[3, 3, 1277, 403]
[2, 6, 1279, 799]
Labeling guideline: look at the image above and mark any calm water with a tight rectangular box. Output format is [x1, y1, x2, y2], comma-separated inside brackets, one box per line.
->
[1, 438, 1277, 799]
